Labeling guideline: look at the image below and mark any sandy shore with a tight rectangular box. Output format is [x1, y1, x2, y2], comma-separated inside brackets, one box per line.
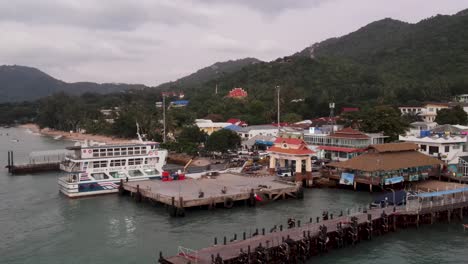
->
[19, 123, 134, 144]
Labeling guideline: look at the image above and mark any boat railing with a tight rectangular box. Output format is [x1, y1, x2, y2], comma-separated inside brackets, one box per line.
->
[58, 175, 79, 184]
[177, 246, 199, 262]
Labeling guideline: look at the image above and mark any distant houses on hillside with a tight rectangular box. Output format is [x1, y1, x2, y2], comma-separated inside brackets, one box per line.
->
[398, 101, 468, 122]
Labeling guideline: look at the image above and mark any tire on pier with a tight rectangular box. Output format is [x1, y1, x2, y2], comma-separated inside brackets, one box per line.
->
[248, 192, 256, 207]
[296, 187, 304, 199]
[224, 197, 234, 209]
[168, 205, 177, 217]
[134, 191, 142, 203]
[176, 207, 185, 217]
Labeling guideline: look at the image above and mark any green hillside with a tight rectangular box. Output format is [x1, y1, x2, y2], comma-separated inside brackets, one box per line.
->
[184, 9, 468, 121]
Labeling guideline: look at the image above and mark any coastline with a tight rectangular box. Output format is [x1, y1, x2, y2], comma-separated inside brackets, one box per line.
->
[18, 123, 134, 144]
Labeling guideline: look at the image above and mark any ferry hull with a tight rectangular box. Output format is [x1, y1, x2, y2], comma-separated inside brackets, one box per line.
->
[58, 177, 159, 198]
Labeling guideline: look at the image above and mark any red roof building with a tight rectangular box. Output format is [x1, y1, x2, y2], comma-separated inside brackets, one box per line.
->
[226, 118, 248, 127]
[329, 127, 369, 139]
[341, 107, 359, 113]
[227, 88, 248, 98]
[267, 137, 315, 185]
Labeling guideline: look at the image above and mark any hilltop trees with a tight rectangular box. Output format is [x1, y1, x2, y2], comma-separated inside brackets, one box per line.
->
[435, 105, 468, 125]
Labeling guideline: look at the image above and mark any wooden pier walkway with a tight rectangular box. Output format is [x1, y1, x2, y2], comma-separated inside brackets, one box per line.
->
[120, 173, 302, 217]
[159, 192, 468, 264]
[6, 150, 65, 174]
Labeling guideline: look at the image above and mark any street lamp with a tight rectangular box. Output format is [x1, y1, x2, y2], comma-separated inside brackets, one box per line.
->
[386, 188, 396, 206]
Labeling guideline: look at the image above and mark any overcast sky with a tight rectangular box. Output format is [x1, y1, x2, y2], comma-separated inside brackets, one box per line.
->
[1, 0, 467, 86]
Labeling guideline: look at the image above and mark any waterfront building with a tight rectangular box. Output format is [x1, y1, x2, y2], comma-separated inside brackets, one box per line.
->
[400, 123, 468, 174]
[458, 156, 468, 176]
[303, 127, 386, 161]
[327, 143, 443, 191]
[267, 138, 315, 186]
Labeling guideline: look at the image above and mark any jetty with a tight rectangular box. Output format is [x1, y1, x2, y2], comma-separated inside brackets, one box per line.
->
[120, 173, 302, 217]
[6, 150, 68, 174]
[158, 186, 468, 264]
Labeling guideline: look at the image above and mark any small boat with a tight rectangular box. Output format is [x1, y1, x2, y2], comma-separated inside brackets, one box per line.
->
[10, 139, 19, 142]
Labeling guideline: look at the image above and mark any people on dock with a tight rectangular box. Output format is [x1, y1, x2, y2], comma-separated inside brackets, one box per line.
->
[288, 217, 296, 228]
[221, 186, 227, 194]
[322, 211, 329, 220]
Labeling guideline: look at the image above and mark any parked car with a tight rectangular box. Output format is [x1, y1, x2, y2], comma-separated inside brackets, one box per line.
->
[276, 168, 294, 177]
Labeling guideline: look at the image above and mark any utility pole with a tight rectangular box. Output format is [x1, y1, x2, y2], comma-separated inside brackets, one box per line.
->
[277, 85, 280, 133]
[163, 94, 166, 143]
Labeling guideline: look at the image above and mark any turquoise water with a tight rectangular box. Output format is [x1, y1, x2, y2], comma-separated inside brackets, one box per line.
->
[1, 127, 467, 264]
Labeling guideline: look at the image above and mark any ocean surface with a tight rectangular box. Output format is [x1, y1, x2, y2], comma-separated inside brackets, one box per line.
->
[1, 127, 467, 264]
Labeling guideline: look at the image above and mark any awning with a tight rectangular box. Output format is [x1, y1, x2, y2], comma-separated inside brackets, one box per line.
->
[255, 140, 274, 146]
[318, 146, 365, 153]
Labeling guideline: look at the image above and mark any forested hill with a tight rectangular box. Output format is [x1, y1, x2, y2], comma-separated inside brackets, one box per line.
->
[0, 65, 148, 102]
[156, 57, 261, 90]
[183, 8, 468, 120]
[0, 58, 261, 102]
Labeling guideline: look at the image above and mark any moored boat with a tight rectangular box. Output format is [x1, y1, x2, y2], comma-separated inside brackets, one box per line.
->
[58, 139, 167, 198]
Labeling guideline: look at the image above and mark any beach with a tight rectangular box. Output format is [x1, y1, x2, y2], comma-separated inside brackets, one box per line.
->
[19, 123, 134, 144]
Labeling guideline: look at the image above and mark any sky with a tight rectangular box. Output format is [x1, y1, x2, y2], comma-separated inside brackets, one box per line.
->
[1, 0, 467, 86]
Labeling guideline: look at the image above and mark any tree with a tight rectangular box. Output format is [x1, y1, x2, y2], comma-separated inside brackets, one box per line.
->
[282, 113, 303, 123]
[178, 126, 207, 144]
[435, 105, 468, 125]
[205, 129, 241, 153]
[345, 106, 409, 142]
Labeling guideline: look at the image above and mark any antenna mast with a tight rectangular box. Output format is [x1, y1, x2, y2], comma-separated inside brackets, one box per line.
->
[277, 85, 280, 133]
[328, 102, 336, 133]
[163, 94, 166, 143]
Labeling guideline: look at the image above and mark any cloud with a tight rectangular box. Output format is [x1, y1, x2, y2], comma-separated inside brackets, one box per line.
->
[0, 0, 467, 85]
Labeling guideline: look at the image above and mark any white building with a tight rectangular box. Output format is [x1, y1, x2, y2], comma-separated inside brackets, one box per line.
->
[399, 134, 468, 165]
[406, 121, 438, 136]
[456, 94, 468, 103]
[399, 102, 468, 122]
[237, 125, 278, 140]
[195, 119, 231, 135]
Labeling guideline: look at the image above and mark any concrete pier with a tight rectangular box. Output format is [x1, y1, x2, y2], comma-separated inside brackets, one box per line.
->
[121, 173, 302, 217]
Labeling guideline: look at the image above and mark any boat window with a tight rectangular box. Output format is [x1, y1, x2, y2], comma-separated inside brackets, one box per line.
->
[128, 148, 134, 155]
[92, 173, 108, 180]
[114, 148, 120, 156]
[93, 149, 99, 157]
[144, 169, 158, 176]
[110, 159, 126, 167]
[121, 148, 127, 156]
[93, 161, 107, 168]
[129, 170, 144, 177]
[134, 147, 141, 155]
[106, 148, 113, 156]
[99, 149, 106, 157]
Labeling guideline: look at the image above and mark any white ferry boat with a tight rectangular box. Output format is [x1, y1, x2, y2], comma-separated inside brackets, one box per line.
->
[58, 139, 167, 198]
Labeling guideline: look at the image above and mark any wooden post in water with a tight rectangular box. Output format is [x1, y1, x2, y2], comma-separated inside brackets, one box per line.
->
[7, 151, 11, 173]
